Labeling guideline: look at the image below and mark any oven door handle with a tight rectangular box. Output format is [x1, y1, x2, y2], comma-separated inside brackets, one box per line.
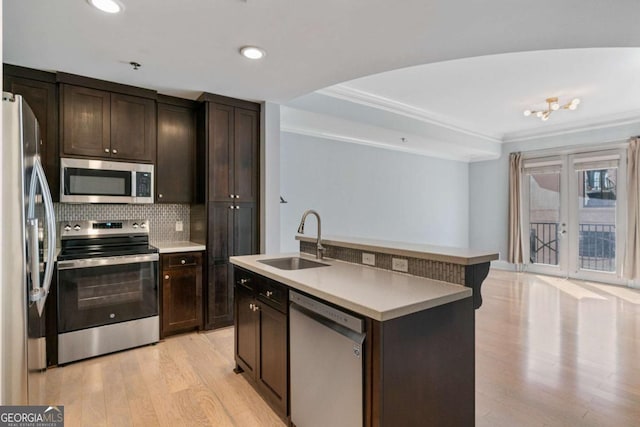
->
[57, 253, 159, 270]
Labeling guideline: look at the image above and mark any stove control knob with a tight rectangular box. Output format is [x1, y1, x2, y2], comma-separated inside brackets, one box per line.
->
[73, 224, 81, 231]
[132, 223, 139, 229]
[140, 222, 146, 228]
[64, 224, 71, 232]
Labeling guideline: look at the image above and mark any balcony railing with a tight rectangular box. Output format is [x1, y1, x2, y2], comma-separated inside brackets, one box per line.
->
[529, 223, 615, 272]
[578, 223, 615, 272]
[529, 222, 558, 266]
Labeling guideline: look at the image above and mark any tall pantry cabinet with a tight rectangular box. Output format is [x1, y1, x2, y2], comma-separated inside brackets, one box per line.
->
[193, 93, 260, 330]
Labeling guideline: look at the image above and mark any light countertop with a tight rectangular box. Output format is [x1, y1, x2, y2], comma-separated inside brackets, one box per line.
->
[152, 241, 206, 254]
[296, 235, 498, 265]
[230, 253, 472, 321]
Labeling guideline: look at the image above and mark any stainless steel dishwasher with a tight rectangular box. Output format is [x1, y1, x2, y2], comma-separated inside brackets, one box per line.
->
[289, 290, 366, 427]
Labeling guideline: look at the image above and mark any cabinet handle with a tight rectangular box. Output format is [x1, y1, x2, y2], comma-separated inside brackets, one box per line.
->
[235, 195, 240, 199]
[164, 274, 169, 280]
[181, 259, 186, 265]
[229, 205, 234, 210]
[235, 206, 240, 210]
[104, 148, 110, 153]
[112, 149, 118, 154]
[240, 278, 250, 284]
[249, 303, 254, 310]
[253, 305, 260, 312]
[229, 194, 235, 199]
[158, 194, 163, 199]
[266, 290, 273, 297]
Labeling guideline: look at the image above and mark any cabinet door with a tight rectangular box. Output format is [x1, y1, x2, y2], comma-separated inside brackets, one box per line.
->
[208, 202, 234, 261]
[233, 202, 258, 256]
[3, 75, 59, 201]
[61, 84, 111, 158]
[110, 93, 156, 162]
[234, 108, 259, 203]
[235, 282, 257, 375]
[207, 261, 233, 328]
[208, 103, 234, 202]
[257, 303, 288, 416]
[157, 103, 196, 203]
[162, 263, 202, 335]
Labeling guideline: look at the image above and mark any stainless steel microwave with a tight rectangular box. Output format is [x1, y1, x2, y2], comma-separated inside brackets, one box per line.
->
[60, 158, 154, 204]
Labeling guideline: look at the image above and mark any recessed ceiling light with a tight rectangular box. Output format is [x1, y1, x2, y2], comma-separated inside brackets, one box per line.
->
[239, 46, 266, 60]
[87, 0, 124, 14]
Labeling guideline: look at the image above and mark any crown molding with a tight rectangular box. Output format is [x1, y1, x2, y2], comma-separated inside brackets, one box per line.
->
[280, 106, 501, 163]
[503, 109, 640, 143]
[317, 84, 503, 144]
[281, 125, 493, 162]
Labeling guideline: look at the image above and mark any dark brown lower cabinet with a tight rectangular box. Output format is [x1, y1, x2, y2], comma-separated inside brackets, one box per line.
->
[234, 268, 288, 419]
[161, 252, 203, 338]
[206, 261, 233, 328]
[205, 201, 258, 330]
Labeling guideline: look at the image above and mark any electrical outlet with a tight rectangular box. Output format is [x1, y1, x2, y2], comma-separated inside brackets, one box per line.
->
[362, 253, 376, 266]
[175, 221, 183, 232]
[392, 258, 408, 272]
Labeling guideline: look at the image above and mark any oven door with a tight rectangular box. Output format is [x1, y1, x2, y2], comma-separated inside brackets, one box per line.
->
[57, 254, 158, 333]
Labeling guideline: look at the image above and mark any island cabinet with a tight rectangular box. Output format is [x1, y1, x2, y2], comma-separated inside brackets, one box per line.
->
[192, 93, 260, 331]
[232, 264, 475, 427]
[233, 268, 288, 419]
[160, 252, 203, 338]
[156, 95, 197, 203]
[58, 74, 156, 163]
[3, 65, 59, 201]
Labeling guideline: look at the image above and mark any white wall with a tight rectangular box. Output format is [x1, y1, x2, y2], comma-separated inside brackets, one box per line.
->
[280, 133, 469, 252]
[469, 122, 640, 267]
[260, 102, 280, 253]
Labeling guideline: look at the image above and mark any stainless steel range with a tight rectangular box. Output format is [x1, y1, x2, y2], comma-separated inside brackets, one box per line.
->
[56, 219, 159, 364]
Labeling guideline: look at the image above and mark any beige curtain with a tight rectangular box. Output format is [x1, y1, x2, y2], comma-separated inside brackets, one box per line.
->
[508, 152, 524, 264]
[624, 138, 640, 279]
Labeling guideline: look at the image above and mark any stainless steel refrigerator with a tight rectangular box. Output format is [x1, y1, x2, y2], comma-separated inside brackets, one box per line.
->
[1, 92, 56, 405]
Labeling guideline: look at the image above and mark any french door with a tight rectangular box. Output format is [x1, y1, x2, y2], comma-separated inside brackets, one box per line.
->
[522, 150, 627, 283]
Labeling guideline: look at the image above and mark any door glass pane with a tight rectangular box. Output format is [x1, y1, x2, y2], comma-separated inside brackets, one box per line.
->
[528, 172, 560, 266]
[578, 168, 617, 272]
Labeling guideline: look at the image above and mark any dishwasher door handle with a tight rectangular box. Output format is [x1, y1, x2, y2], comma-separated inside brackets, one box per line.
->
[290, 302, 366, 345]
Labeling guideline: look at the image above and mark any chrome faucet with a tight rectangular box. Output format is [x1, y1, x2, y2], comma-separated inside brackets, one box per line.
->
[297, 209, 325, 260]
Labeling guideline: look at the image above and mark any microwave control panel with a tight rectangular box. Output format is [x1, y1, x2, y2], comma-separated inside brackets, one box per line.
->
[136, 172, 152, 198]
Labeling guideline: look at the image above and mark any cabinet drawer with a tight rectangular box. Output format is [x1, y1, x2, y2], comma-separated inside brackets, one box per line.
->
[234, 268, 257, 291]
[163, 252, 202, 268]
[258, 279, 288, 313]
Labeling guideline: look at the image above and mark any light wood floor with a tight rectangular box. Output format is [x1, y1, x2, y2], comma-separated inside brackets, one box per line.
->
[36, 270, 640, 426]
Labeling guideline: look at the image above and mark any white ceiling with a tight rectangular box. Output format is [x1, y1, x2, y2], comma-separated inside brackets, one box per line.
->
[319, 48, 640, 141]
[5, 1, 640, 162]
[4, 1, 640, 103]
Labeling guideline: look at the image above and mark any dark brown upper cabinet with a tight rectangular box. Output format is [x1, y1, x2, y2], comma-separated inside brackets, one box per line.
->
[156, 96, 197, 203]
[203, 97, 259, 203]
[61, 84, 111, 158]
[3, 65, 60, 201]
[59, 77, 156, 163]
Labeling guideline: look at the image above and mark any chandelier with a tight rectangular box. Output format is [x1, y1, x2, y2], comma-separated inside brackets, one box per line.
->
[524, 97, 580, 121]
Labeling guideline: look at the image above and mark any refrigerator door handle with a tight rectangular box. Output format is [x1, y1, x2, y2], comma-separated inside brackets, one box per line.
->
[26, 218, 42, 303]
[26, 157, 56, 316]
[35, 158, 56, 317]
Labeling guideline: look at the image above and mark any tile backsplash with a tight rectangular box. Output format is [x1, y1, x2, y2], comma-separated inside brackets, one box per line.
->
[54, 203, 190, 243]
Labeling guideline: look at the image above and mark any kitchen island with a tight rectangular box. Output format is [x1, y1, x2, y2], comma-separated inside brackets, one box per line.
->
[230, 243, 494, 426]
[297, 234, 498, 309]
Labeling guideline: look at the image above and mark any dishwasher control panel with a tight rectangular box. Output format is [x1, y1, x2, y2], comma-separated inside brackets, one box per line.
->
[290, 290, 364, 334]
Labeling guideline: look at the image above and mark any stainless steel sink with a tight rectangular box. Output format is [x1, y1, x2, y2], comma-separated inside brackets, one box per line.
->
[258, 257, 329, 270]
